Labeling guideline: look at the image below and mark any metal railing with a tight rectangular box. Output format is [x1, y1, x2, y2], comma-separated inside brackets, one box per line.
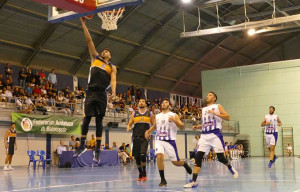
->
[0, 97, 239, 134]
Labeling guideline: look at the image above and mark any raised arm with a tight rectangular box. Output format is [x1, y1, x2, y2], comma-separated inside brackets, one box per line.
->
[169, 114, 184, 130]
[209, 104, 230, 121]
[80, 17, 98, 60]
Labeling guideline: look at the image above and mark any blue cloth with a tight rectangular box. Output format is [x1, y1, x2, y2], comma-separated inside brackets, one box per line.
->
[59, 150, 120, 168]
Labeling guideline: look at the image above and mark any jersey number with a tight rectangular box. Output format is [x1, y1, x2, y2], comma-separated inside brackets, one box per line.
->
[140, 117, 144, 122]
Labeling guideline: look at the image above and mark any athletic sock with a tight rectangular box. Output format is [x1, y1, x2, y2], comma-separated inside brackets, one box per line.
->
[192, 173, 198, 182]
[96, 140, 101, 150]
[142, 165, 146, 171]
[138, 167, 142, 177]
[159, 170, 165, 180]
[80, 137, 86, 148]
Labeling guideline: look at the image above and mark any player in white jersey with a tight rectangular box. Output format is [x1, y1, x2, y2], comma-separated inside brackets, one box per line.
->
[145, 98, 192, 187]
[261, 106, 282, 168]
[184, 92, 238, 188]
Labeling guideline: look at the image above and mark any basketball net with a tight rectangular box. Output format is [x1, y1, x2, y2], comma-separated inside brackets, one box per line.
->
[97, 7, 125, 31]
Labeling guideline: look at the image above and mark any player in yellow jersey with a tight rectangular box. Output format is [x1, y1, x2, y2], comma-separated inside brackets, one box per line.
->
[127, 98, 155, 181]
[75, 17, 117, 163]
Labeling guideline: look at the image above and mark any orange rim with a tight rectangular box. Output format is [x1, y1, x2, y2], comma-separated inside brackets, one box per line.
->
[103, 7, 125, 14]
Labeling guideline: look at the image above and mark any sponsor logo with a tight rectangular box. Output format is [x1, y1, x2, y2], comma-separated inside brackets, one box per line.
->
[21, 118, 33, 132]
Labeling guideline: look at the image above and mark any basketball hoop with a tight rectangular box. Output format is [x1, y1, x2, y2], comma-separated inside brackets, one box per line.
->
[97, 7, 125, 31]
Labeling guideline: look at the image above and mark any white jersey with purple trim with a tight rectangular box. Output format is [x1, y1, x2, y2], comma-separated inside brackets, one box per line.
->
[264, 114, 278, 134]
[155, 111, 177, 141]
[201, 104, 222, 133]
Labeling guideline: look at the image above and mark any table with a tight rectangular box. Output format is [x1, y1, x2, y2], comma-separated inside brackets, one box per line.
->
[59, 150, 120, 168]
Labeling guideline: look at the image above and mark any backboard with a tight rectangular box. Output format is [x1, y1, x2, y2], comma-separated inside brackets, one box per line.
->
[47, 0, 143, 23]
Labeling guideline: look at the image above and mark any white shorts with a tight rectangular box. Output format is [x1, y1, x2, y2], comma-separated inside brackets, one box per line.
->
[155, 140, 180, 161]
[265, 133, 278, 147]
[197, 133, 225, 154]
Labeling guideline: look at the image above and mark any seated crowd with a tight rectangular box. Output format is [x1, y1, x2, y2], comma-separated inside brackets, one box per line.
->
[57, 135, 133, 165]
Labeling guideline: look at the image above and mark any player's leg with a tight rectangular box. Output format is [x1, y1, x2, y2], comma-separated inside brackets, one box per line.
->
[184, 135, 211, 188]
[94, 113, 104, 162]
[4, 151, 10, 171]
[165, 140, 192, 174]
[140, 139, 148, 181]
[155, 140, 167, 187]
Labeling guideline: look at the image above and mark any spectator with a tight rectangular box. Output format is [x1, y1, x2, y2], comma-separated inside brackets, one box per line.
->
[287, 143, 293, 156]
[5, 63, 13, 79]
[13, 87, 20, 98]
[146, 98, 151, 107]
[104, 143, 110, 150]
[26, 68, 33, 84]
[35, 94, 47, 115]
[34, 71, 41, 86]
[130, 85, 135, 101]
[39, 69, 46, 86]
[111, 142, 128, 165]
[0, 80, 3, 92]
[125, 144, 131, 157]
[4, 78, 13, 88]
[33, 84, 41, 95]
[57, 141, 67, 157]
[48, 69, 57, 87]
[24, 96, 34, 113]
[119, 143, 129, 165]
[25, 83, 33, 96]
[63, 86, 70, 96]
[85, 141, 92, 150]
[89, 134, 96, 149]
[136, 86, 141, 100]
[3, 86, 13, 102]
[0, 74, 3, 83]
[18, 68, 27, 88]
[30, 78, 36, 87]
[69, 136, 76, 150]
[41, 86, 47, 95]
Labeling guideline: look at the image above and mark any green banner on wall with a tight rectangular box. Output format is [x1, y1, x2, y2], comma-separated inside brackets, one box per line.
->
[11, 113, 81, 135]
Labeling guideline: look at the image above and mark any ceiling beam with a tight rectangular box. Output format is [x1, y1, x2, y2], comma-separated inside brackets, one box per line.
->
[0, 0, 8, 9]
[5, 3, 253, 69]
[24, 23, 60, 67]
[224, 5, 300, 21]
[264, 0, 300, 26]
[72, 5, 140, 75]
[0, 38, 200, 88]
[253, 33, 299, 63]
[141, 39, 191, 87]
[117, 9, 180, 73]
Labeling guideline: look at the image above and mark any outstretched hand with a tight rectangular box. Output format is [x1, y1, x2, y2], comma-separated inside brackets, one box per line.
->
[80, 17, 87, 24]
[108, 93, 115, 100]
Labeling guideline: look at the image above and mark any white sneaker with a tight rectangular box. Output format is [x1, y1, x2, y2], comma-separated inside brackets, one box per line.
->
[3, 166, 9, 171]
[184, 181, 198, 188]
[230, 167, 238, 178]
[8, 165, 13, 170]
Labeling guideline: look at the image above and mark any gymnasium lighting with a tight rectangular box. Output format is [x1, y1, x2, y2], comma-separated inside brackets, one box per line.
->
[247, 29, 256, 36]
[182, 0, 192, 3]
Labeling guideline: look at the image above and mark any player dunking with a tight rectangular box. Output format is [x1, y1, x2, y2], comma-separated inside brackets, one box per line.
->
[75, 17, 117, 162]
[184, 92, 238, 188]
[261, 106, 282, 168]
[126, 98, 155, 181]
[145, 98, 192, 187]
